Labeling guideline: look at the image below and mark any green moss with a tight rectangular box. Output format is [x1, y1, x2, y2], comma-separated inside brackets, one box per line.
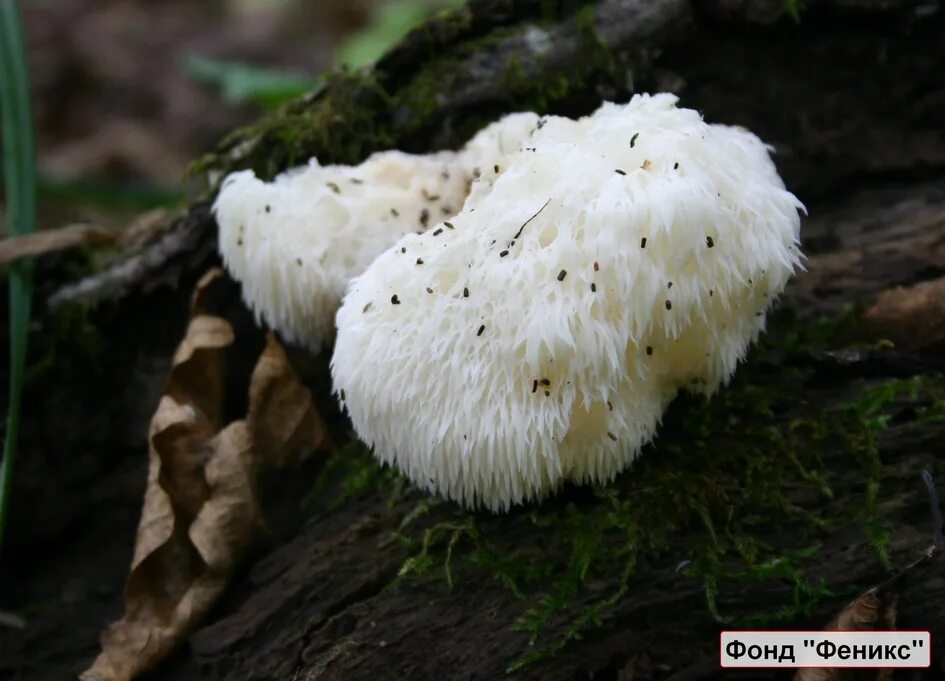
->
[189, 71, 395, 184]
[782, 0, 807, 23]
[479, 9, 623, 114]
[303, 439, 398, 512]
[420, 3, 475, 43]
[399, 513, 478, 587]
[26, 301, 106, 386]
[501, 54, 526, 92]
[832, 375, 945, 567]
[758, 301, 868, 354]
[574, 3, 615, 74]
[917, 392, 945, 425]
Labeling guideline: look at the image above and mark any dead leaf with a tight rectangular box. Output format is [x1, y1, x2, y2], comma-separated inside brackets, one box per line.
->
[790, 541, 945, 681]
[794, 588, 897, 681]
[824, 591, 897, 633]
[81, 269, 329, 681]
[0, 223, 116, 266]
[247, 335, 326, 468]
[863, 276, 945, 351]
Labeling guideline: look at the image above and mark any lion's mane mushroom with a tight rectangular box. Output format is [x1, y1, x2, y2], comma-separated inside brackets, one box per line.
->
[332, 93, 804, 511]
[213, 113, 539, 349]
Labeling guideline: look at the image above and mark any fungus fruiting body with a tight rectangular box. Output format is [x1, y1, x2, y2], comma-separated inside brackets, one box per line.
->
[213, 112, 540, 349]
[332, 93, 804, 511]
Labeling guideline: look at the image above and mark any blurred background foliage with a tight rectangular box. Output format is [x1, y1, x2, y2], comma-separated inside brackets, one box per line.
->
[334, 0, 467, 70]
[1, 0, 467, 235]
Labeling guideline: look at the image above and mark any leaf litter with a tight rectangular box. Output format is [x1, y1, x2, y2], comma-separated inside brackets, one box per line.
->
[81, 268, 329, 681]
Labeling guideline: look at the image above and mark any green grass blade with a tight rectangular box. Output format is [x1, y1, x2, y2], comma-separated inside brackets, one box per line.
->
[334, 0, 468, 70]
[0, 0, 37, 555]
[183, 54, 320, 108]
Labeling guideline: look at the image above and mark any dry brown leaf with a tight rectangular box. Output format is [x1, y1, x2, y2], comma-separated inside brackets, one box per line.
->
[824, 591, 897, 633]
[796, 540, 941, 681]
[247, 335, 328, 469]
[863, 276, 945, 351]
[0, 223, 116, 266]
[794, 589, 897, 681]
[81, 269, 329, 681]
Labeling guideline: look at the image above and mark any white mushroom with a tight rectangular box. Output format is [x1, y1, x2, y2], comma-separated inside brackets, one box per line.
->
[332, 93, 804, 511]
[213, 113, 540, 349]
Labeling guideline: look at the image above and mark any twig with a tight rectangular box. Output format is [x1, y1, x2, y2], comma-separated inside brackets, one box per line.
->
[0, 223, 116, 266]
[921, 469, 942, 546]
[511, 198, 551, 241]
[0, 610, 25, 630]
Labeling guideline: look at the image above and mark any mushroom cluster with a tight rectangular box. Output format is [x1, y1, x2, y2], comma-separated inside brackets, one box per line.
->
[216, 93, 804, 511]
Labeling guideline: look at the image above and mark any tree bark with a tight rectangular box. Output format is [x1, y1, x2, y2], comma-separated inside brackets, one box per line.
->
[3, 1, 945, 680]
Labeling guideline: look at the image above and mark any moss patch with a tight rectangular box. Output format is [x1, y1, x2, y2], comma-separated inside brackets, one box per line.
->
[190, 71, 395, 184]
[303, 438, 399, 513]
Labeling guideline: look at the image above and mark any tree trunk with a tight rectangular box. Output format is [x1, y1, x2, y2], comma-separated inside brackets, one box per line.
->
[3, 1, 945, 680]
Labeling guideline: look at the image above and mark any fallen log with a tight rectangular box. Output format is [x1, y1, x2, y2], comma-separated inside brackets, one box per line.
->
[2, 1, 944, 679]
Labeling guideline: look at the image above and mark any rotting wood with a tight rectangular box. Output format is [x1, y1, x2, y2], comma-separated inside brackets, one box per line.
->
[2, 1, 945, 680]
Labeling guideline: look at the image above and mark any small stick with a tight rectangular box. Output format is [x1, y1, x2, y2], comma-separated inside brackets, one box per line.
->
[922, 470, 942, 545]
[511, 198, 552, 241]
